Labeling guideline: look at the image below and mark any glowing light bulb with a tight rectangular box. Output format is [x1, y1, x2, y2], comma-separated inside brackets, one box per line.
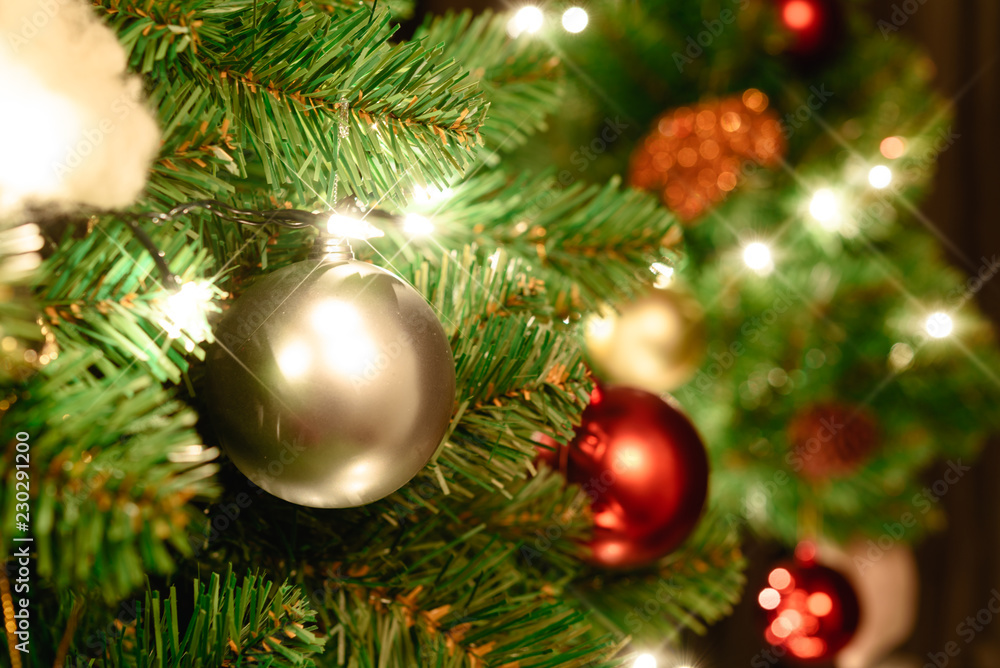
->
[925, 312, 953, 339]
[889, 342, 915, 371]
[561, 7, 588, 32]
[412, 184, 453, 203]
[743, 242, 773, 273]
[809, 188, 840, 228]
[403, 213, 434, 236]
[782, 0, 816, 30]
[650, 261, 674, 288]
[327, 213, 384, 240]
[509, 6, 544, 37]
[868, 165, 892, 189]
[277, 339, 311, 379]
[880, 136, 906, 159]
[633, 654, 657, 668]
[159, 280, 214, 340]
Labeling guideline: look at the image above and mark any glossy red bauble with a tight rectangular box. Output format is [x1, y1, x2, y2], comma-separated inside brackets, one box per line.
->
[757, 547, 861, 662]
[559, 386, 709, 569]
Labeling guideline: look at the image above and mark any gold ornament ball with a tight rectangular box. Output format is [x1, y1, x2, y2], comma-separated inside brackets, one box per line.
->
[206, 256, 456, 508]
[584, 287, 706, 393]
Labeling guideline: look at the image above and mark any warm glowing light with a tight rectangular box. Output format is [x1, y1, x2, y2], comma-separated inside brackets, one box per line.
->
[633, 654, 657, 668]
[586, 315, 615, 342]
[770, 618, 793, 639]
[768, 568, 792, 590]
[794, 541, 817, 562]
[925, 312, 953, 339]
[880, 136, 907, 159]
[808, 188, 840, 227]
[759, 588, 781, 610]
[403, 213, 434, 236]
[782, 0, 816, 30]
[615, 444, 645, 470]
[327, 213, 384, 240]
[561, 7, 589, 32]
[277, 340, 311, 379]
[650, 261, 674, 288]
[508, 6, 544, 37]
[159, 281, 214, 340]
[789, 636, 826, 659]
[781, 608, 803, 626]
[311, 300, 379, 376]
[868, 165, 893, 189]
[807, 592, 833, 616]
[412, 184, 453, 203]
[889, 342, 915, 371]
[743, 242, 773, 272]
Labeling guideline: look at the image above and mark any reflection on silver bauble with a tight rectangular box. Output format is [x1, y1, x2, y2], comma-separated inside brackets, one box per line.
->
[583, 286, 706, 393]
[206, 257, 455, 508]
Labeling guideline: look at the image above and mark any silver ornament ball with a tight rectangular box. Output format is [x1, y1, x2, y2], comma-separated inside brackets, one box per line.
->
[206, 256, 455, 508]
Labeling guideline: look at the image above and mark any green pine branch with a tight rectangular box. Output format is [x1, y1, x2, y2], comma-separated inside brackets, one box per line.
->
[416, 10, 565, 151]
[383, 170, 680, 313]
[0, 346, 218, 600]
[77, 568, 324, 666]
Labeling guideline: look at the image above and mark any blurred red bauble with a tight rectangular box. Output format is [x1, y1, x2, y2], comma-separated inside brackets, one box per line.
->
[774, 0, 845, 61]
[788, 403, 879, 481]
[561, 386, 709, 569]
[757, 546, 861, 663]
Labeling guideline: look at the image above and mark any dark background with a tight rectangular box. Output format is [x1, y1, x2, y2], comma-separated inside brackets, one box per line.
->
[415, 0, 1000, 665]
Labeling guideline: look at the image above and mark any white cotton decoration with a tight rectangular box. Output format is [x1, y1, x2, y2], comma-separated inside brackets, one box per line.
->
[0, 0, 160, 213]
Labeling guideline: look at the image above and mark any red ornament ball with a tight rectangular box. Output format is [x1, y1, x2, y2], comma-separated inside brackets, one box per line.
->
[773, 0, 845, 61]
[562, 386, 709, 569]
[757, 549, 861, 662]
[788, 403, 879, 481]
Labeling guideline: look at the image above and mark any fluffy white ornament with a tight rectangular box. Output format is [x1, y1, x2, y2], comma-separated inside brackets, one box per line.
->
[0, 0, 159, 213]
[819, 541, 919, 668]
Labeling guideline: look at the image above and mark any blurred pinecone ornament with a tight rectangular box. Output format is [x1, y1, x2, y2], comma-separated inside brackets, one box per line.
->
[628, 90, 786, 223]
[788, 403, 880, 481]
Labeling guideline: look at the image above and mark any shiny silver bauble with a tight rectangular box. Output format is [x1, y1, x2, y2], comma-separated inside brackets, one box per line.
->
[206, 256, 455, 508]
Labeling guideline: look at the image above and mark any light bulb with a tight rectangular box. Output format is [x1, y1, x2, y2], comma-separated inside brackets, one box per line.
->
[743, 242, 773, 273]
[782, 0, 816, 30]
[925, 312, 953, 339]
[403, 213, 434, 236]
[650, 261, 674, 287]
[159, 280, 214, 340]
[880, 136, 906, 159]
[509, 6, 544, 37]
[868, 165, 892, 189]
[808, 188, 840, 227]
[327, 213, 384, 239]
[561, 7, 588, 32]
[412, 184, 453, 203]
[633, 654, 657, 668]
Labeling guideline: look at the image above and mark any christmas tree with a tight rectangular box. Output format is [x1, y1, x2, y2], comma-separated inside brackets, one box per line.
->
[1, 0, 997, 665]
